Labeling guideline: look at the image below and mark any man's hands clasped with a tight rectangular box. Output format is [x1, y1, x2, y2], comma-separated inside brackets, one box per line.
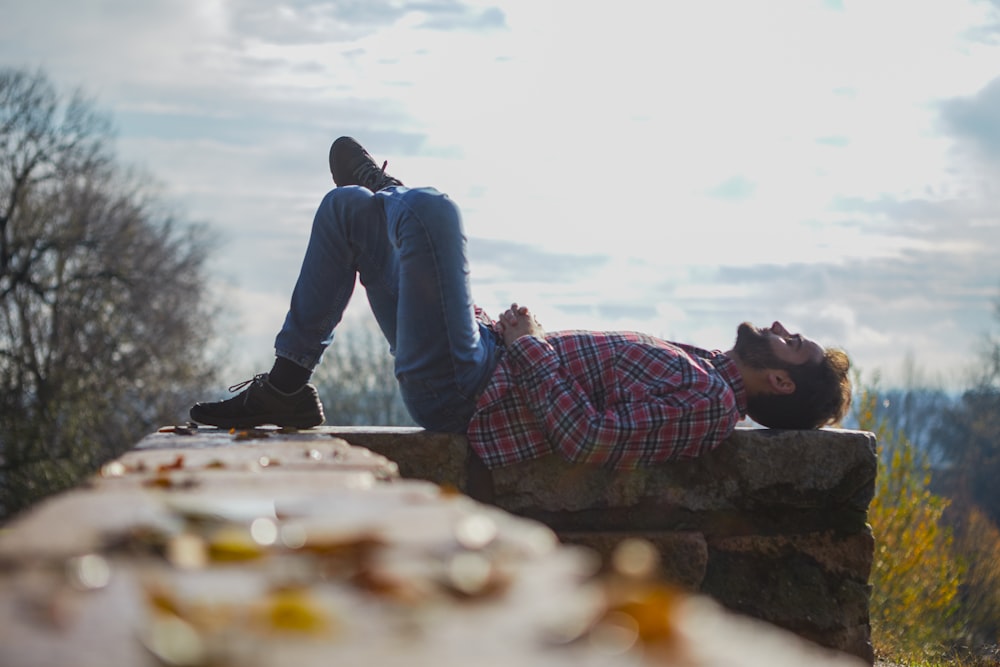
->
[496, 303, 545, 346]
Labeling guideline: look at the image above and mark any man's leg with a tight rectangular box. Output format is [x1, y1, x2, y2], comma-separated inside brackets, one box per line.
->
[378, 187, 500, 432]
[190, 186, 392, 428]
[273, 185, 499, 431]
[191, 183, 499, 431]
[323, 135, 498, 430]
[273, 186, 397, 369]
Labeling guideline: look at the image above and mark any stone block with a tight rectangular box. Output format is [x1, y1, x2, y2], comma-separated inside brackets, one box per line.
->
[489, 428, 877, 536]
[319, 426, 468, 489]
[558, 530, 708, 590]
[703, 532, 873, 661]
[707, 528, 875, 582]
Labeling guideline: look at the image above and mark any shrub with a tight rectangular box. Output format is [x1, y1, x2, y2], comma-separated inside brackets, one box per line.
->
[858, 385, 965, 661]
[952, 506, 1000, 649]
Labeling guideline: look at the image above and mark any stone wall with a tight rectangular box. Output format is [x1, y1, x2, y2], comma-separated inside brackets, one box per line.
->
[0, 426, 869, 666]
[327, 426, 878, 664]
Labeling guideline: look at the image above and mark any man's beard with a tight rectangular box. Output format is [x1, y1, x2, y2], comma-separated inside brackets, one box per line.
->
[733, 322, 790, 370]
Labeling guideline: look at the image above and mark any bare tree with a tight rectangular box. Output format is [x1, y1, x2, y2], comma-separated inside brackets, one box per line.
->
[0, 67, 224, 520]
[312, 315, 414, 426]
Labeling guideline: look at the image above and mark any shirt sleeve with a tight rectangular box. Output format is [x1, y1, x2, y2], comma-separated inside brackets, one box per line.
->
[504, 335, 736, 469]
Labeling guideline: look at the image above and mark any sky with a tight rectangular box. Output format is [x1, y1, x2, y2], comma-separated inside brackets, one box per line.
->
[3, 0, 1000, 389]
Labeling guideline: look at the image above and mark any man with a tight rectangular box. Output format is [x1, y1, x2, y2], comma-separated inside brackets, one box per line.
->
[191, 137, 852, 470]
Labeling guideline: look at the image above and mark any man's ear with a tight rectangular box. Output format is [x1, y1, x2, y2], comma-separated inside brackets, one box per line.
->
[766, 369, 796, 395]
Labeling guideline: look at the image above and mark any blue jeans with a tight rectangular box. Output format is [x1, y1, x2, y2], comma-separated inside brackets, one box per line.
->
[274, 186, 501, 432]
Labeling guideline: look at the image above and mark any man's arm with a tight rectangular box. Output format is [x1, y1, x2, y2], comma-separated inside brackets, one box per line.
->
[498, 305, 737, 469]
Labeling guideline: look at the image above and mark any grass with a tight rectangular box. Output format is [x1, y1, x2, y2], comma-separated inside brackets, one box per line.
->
[876, 647, 1000, 667]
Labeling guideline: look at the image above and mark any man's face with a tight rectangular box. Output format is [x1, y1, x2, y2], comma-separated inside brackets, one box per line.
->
[734, 321, 824, 370]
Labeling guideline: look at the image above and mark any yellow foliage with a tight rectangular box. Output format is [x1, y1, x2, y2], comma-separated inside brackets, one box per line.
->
[953, 507, 1000, 645]
[857, 385, 965, 660]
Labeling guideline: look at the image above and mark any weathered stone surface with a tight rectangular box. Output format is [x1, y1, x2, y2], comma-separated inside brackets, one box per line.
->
[137, 437, 397, 478]
[0, 434, 400, 562]
[559, 531, 708, 590]
[826, 624, 878, 666]
[490, 428, 876, 534]
[317, 426, 467, 489]
[0, 429, 869, 667]
[313, 425, 877, 664]
[703, 537, 873, 661]
[706, 528, 875, 582]
[322, 427, 878, 533]
[135, 428, 401, 479]
[0, 488, 167, 560]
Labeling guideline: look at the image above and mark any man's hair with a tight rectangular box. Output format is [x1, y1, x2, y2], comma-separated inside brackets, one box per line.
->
[746, 348, 852, 430]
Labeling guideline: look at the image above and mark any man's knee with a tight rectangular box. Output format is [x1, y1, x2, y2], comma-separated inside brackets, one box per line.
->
[321, 185, 375, 214]
[394, 187, 463, 239]
[315, 186, 380, 236]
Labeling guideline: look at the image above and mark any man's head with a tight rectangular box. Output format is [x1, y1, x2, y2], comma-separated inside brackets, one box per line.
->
[730, 321, 851, 430]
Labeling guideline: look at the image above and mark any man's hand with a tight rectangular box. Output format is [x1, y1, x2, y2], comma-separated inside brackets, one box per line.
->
[496, 302, 545, 346]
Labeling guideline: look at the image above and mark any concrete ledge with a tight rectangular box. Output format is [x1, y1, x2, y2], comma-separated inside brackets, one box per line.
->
[327, 425, 877, 664]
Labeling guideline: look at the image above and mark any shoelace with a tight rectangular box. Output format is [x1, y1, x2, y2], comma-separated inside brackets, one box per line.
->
[228, 374, 266, 393]
[353, 158, 393, 188]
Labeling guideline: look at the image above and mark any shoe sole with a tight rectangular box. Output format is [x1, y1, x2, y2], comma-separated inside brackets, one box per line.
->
[189, 410, 324, 430]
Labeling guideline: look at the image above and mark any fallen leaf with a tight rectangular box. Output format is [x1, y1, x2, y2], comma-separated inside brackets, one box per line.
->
[254, 587, 334, 636]
[157, 455, 186, 472]
[158, 424, 197, 436]
[207, 526, 265, 562]
[233, 429, 270, 441]
[143, 474, 199, 490]
[604, 582, 680, 646]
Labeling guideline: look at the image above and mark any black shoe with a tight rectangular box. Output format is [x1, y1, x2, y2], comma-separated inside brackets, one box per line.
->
[329, 136, 404, 192]
[189, 374, 325, 429]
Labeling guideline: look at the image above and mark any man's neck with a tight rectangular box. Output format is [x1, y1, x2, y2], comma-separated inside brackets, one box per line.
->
[725, 349, 765, 397]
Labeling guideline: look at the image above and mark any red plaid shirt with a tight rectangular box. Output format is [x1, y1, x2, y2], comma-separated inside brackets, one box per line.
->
[467, 329, 747, 470]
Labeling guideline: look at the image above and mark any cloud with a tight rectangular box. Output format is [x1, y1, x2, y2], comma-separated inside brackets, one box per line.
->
[231, 0, 406, 43]
[831, 194, 992, 243]
[556, 302, 661, 323]
[414, 3, 507, 31]
[817, 136, 850, 148]
[704, 247, 998, 380]
[467, 237, 610, 284]
[939, 75, 1000, 163]
[706, 176, 756, 201]
[963, 0, 1000, 43]
[226, 0, 506, 45]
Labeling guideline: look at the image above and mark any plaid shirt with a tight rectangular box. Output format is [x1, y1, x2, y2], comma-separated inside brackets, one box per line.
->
[467, 329, 747, 470]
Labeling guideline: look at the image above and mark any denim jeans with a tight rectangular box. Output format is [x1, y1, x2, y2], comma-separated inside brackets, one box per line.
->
[274, 186, 501, 432]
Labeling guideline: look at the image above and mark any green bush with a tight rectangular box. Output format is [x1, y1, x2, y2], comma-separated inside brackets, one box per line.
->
[858, 386, 965, 661]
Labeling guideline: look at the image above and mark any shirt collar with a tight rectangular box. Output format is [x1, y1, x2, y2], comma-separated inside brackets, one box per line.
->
[711, 352, 748, 417]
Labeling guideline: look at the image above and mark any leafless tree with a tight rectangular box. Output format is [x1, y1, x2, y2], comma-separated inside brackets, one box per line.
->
[0, 67, 224, 520]
[312, 315, 414, 426]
